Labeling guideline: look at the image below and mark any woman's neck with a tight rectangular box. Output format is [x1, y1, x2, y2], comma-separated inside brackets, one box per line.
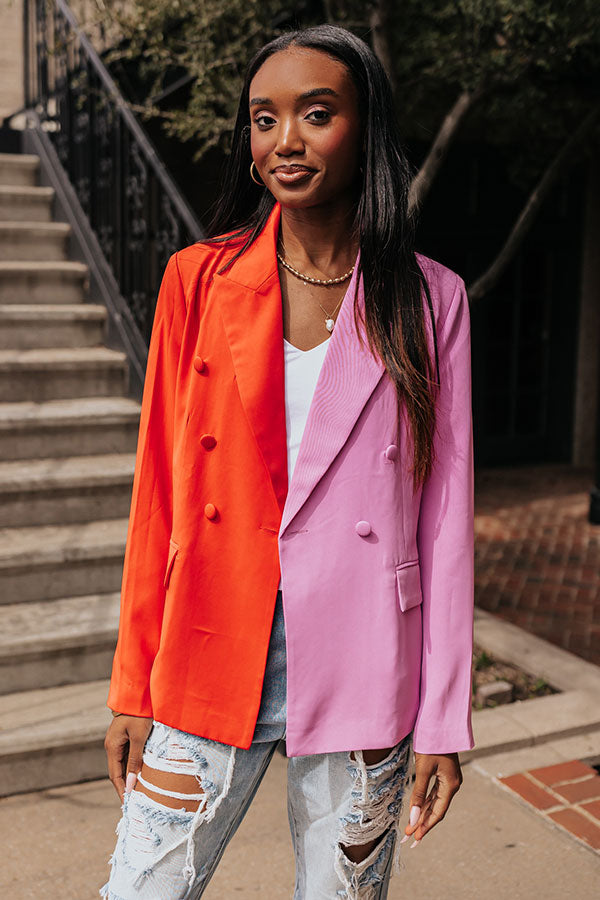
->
[278, 198, 359, 276]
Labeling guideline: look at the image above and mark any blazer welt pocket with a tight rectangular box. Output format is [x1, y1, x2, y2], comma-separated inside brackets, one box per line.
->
[163, 539, 180, 589]
[395, 560, 423, 612]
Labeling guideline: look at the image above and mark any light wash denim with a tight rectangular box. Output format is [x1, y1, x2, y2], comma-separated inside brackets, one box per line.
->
[101, 592, 413, 900]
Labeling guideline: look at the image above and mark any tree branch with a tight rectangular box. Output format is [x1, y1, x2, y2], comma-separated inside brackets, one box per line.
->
[468, 106, 600, 302]
[369, 0, 396, 95]
[408, 87, 483, 213]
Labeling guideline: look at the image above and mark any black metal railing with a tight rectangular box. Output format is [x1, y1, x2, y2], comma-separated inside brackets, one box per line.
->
[23, 0, 203, 344]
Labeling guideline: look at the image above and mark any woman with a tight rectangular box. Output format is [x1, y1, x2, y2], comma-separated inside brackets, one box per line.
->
[101, 23, 474, 900]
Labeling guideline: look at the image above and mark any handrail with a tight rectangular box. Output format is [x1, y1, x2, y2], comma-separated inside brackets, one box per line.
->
[50, 0, 201, 241]
[22, 0, 204, 346]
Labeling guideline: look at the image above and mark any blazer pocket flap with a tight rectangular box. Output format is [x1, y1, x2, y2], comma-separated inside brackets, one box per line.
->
[395, 560, 422, 612]
[163, 539, 180, 589]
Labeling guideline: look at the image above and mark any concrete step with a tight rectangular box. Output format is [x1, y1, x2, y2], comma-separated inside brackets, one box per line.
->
[0, 452, 135, 527]
[0, 185, 54, 222]
[0, 347, 128, 402]
[0, 679, 111, 795]
[0, 592, 119, 694]
[0, 396, 140, 460]
[0, 517, 128, 604]
[0, 153, 40, 187]
[0, 221, 70, 260]
[0, 303, 107, 349]
[0, 260, 88, 304]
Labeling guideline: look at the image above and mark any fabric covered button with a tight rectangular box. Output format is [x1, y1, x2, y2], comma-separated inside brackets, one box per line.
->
[385, 444, 398, 460]
[193, 356, 206, 373]
[204, 503, 217, 520]
[355, 520, 372, 537]
[200, 433, 217, 450]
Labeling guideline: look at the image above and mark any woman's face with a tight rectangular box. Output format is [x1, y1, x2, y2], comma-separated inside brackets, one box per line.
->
[249, 46, 362, 209]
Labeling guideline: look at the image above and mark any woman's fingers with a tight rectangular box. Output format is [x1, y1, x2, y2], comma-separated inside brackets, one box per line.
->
[104, 720, 128, 801]
[411, 774, 457, 842]
[402, 752, 462, 845]
[125, 720, 152, 785]
[407, 756, 435, 824]
[104, 716, 153, 802]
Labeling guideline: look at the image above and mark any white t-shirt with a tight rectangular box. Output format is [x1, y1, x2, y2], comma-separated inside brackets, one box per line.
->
[278, 335, 330, 590]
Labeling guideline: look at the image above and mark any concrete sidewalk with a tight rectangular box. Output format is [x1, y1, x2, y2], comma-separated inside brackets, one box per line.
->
[2, 743, 598, 900]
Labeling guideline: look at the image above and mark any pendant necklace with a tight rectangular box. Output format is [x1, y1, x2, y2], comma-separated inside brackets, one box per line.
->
[276, 243, 354, 333]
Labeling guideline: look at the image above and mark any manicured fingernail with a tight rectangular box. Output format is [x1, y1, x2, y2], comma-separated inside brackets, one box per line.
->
[400, 834, 410, 844]
[409, 805, 421, 826]
[410, 839, 421, 849]
[125, 772, 137, 793]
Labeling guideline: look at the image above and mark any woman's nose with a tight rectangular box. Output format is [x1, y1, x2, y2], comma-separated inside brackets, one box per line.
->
[274, 118, 304, 155]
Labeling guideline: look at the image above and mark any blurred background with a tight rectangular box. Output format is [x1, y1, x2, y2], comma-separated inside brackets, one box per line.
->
[0, 1, 599, 896]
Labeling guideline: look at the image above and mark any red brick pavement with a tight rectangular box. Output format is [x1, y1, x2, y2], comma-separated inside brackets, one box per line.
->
[474, 464, 600, 665]
[499, 760, 600, 852]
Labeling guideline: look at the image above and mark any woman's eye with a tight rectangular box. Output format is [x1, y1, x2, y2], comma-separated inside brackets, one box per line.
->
[306, 108, 331, 123]
[254, 113, 276, 128]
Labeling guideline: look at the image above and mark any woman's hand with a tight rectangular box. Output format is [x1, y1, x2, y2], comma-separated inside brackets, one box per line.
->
[401, 752, 463, 846]
[104, 714, 153, 802]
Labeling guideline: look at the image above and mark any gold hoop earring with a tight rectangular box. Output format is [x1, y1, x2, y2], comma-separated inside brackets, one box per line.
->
[250, 161, 265, 186]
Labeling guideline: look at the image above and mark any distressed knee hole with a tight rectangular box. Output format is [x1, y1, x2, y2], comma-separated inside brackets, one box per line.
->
[133, 762, 205, 812]
[339, 826, 390, 864]
[350, 745, 396, 768]
[334, 736, 412, 896]
[106, 728, 237, 897]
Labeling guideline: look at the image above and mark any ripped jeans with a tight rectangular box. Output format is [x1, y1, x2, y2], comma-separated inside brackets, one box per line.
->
[101, 592, 413, 900]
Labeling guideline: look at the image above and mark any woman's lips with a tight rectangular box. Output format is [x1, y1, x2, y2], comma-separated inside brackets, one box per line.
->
[272, 166, 316, 185]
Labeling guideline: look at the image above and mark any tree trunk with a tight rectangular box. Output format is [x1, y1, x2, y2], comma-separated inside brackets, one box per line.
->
[369, 0, 396, 94]
[408, 88, 483, 213]
[468, 107, 600, 302]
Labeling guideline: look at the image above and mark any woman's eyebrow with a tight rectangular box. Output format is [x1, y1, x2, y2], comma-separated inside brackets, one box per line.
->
[249, 87, 339, 107]
[300, 87, 339, 99]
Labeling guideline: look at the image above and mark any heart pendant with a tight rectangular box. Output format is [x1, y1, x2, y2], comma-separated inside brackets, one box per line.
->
[325, 318, 334, 332]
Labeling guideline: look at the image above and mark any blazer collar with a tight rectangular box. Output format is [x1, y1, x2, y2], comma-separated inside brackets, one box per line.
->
[216, 200, 281, 292]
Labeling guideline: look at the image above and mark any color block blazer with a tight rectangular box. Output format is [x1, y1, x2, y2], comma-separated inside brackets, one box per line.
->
[107, 200, 475, 757]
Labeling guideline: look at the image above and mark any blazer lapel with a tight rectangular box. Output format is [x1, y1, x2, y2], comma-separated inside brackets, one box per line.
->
[279, 258, 386, 537]
[212, 200, 387, 534]
[212, 202, 289, 514]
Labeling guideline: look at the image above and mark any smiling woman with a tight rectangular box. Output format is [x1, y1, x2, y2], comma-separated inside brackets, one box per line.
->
[247, 47, 364, 357]
[101, 22, 474, 900]
[249, 57, 361, 204]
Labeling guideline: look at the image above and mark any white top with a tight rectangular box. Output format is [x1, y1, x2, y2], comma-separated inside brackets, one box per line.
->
[278, 335, 330, 590]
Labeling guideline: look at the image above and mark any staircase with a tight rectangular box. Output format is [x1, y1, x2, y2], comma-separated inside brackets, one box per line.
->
[0, 152, 142, 796]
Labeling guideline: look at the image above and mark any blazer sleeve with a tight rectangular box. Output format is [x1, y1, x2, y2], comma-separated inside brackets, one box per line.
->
[107, 251, 187, 717]
[413, 274, 475, 754]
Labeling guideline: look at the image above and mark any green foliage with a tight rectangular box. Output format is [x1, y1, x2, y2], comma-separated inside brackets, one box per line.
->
[366, 0, 600, 184]
[100, 0, 297, 158]
[474, 649, 494, 670]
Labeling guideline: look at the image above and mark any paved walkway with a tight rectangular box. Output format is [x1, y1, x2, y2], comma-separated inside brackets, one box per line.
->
[475, 464, 600, 665]
[2, 748, 599, 899]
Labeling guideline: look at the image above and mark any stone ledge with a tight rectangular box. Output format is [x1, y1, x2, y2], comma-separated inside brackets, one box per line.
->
[464, 609, 600, 762]
[474, 606, 600, 693]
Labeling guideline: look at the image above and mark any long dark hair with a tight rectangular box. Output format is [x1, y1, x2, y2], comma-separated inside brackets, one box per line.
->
[204, 24, 439, 489]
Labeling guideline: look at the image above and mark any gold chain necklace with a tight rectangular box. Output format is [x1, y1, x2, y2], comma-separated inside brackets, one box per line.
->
[276, 250, 355, 285]
[276, 244, 354, 332]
